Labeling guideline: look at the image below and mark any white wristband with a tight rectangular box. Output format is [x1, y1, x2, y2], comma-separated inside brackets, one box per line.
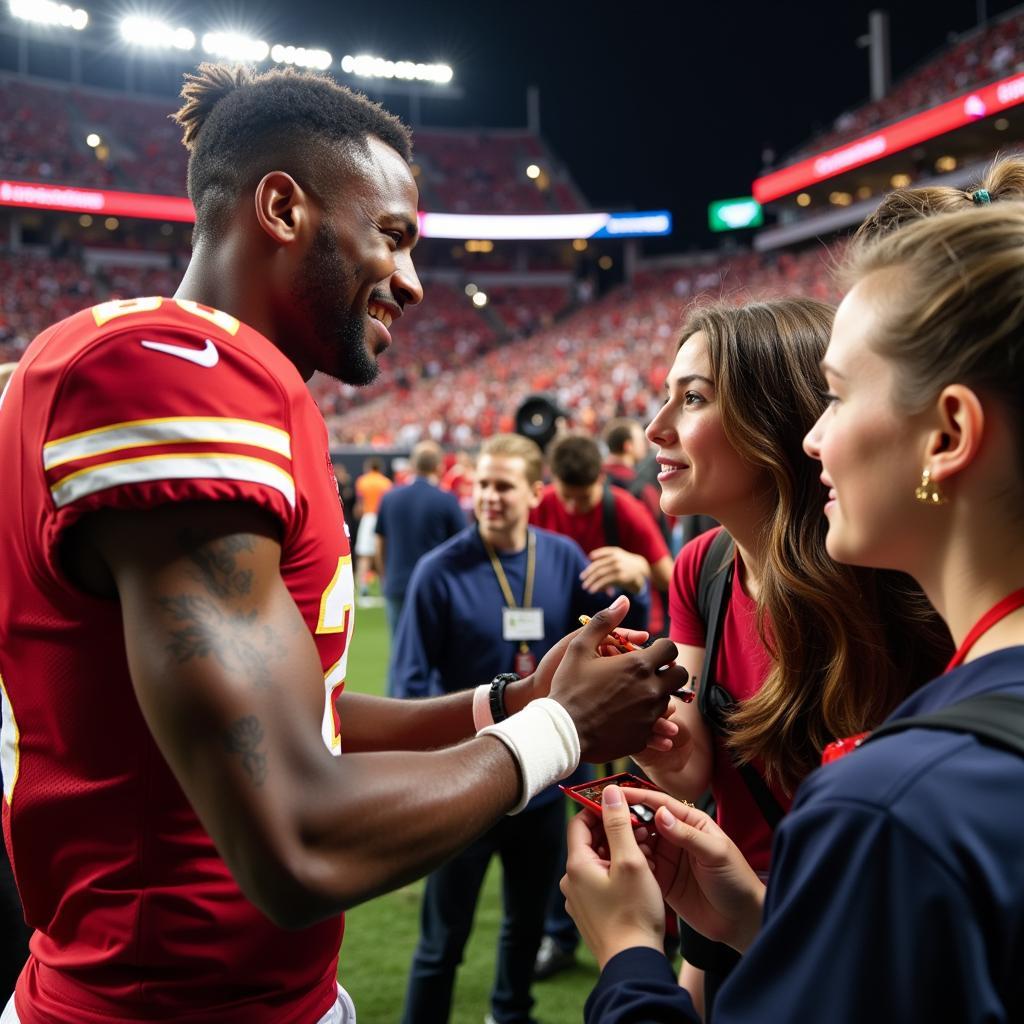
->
[472, 683, 494, 731]
[478, 698, 581, 814]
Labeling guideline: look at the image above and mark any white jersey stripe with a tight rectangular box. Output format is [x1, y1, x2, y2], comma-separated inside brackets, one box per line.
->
[1, 673, 20, 807]
[49, 453, 296, 508]
[43, 416, 291, 470]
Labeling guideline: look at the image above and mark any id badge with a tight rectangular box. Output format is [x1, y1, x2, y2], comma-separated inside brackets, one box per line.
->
[502, 606, 544, 642]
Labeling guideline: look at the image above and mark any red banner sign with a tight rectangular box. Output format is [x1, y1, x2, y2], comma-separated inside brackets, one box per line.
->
[0, 179, 195, 221]
[753, 70, 1024, 203]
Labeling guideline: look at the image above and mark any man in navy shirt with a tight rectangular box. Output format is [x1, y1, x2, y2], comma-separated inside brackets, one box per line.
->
[376, 440, 466, 696]
[394, 434, 604, 1024]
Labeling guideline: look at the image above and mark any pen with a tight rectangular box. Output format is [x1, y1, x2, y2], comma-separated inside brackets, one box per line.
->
[578, 615, 695, 703]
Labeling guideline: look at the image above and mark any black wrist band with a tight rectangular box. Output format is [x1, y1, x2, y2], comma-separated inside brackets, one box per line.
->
[488, 672, 519, 724]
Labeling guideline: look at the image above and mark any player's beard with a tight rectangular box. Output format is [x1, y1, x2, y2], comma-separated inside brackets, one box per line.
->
[296, 221, 380, 387]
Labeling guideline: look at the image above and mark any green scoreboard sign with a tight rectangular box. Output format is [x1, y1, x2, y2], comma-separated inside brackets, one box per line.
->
[708, 197, 764, 232]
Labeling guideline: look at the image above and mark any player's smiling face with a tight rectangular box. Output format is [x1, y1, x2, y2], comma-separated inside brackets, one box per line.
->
[295, 135, 423, 385]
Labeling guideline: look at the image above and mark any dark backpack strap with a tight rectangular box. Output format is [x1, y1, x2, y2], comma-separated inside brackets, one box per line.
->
[695, 530, 735, 723]
[865, 692, 1024, 757]
[694, 530, 787, 831]
[601, 483, 620, 550]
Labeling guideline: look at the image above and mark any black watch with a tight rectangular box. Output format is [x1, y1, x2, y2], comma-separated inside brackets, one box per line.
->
[488, 672, 519, 724]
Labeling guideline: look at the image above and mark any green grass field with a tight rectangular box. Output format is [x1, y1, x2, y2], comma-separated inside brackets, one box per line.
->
[339, 599, 602, 1023]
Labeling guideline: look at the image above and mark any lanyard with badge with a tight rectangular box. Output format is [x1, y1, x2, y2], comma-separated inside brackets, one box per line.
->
[482, 528, 545, 677]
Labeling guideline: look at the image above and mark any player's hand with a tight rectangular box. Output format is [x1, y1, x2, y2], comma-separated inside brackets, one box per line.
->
[581, 547, 650, 595]
[548, 599, 688, 762]
[561, 785, 666, 969]
[620, 786, 765, 953]
[505, 599, 649, 715]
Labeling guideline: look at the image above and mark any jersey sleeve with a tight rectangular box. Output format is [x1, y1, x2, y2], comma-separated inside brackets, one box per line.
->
[40, 320, 296, 576]
[668, 528, 722, 647]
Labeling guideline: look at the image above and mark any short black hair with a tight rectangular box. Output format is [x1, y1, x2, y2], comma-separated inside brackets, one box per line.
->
[602, 417, 640, 455]
[549, 435, 603, 487]
[173, 63, 413, 243]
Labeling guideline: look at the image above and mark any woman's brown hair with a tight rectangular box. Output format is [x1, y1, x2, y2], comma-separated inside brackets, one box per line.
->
[679, 300, 951, 793]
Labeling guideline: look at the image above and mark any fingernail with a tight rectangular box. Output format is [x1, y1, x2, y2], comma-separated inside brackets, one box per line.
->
[610, 595, 626, 609]
[658, 808, 676, 827]
[603, 785, 624, 806]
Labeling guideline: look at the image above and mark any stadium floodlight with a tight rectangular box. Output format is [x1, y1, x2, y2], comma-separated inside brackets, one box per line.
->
[9, 0, 88, 30]
[202, 31, 269, 63]
[85, 132, 100, 147]
[471, 291, 488, 308]
[270, 44, 332, 71]
[525, 164, 541, 180]
[340, 54, 453, 85]
[120, 15, 195, 51]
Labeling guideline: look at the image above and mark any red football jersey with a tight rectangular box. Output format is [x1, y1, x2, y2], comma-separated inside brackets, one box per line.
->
[0, 297, 355, 1023]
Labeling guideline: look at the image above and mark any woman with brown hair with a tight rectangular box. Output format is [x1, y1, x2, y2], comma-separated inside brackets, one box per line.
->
[564, 202, 1024, 1024]
[634, 298, 950, 1016]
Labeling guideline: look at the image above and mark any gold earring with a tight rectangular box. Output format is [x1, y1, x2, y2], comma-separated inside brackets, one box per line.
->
[914, 467, 947, 505]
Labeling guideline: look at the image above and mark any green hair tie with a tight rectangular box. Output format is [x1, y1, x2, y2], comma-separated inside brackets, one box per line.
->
[972, 189, 992, 205]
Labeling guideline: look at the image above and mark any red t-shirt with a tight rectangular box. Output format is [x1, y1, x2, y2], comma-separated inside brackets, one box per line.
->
[531, 484, 670, 634]
[669, 527, 791, 877]
[0, 297, 353, 1023]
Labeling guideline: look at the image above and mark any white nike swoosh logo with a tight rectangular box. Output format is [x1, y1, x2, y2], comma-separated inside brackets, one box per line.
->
[140, 338, 220, 368]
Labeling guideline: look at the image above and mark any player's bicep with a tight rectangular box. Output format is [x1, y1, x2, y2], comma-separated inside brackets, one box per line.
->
[85, 502, 327, 906]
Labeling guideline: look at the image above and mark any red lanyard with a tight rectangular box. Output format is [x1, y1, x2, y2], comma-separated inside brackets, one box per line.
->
[944, 587, 1024, 671]
[822, 587, 1024, 766]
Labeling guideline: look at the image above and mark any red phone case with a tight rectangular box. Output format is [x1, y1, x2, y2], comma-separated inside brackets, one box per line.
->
[560, 771, 662, 826]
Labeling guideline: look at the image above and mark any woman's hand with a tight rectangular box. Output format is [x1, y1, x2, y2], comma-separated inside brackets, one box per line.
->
[621, 787, 765, 953]
[561, 784, 668, 969]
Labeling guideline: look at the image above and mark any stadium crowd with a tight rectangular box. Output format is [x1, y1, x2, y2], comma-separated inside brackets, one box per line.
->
[780, 9, 1024, 162]
[3, 25, 1024, 1024]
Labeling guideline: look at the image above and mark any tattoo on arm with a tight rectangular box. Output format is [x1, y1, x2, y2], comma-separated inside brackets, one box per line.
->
[179, 531, 255, 598]
[158, 594, 287, 688]
[224, 715, 268, 786]
[156, 531, 288, 689]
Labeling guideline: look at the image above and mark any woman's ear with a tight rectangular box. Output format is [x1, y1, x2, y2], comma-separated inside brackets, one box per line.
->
[926, 384, 985, 485]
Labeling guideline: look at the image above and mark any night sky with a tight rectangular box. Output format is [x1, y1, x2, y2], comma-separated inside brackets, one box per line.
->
[89, 0, 1023, 247]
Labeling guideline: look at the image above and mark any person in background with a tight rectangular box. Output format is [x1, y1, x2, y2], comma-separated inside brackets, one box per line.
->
[564, 204, 1024, 1024]
[376, 440, 465, 696]
[393, 434, 607, 1024]
[440, 449, 476, 522]
[532, 433, 671, 634]
[353, 455, 392, 596]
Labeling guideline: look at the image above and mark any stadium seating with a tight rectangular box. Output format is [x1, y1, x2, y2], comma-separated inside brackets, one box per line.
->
[0, 77, 585, 214]
[779, 11, 1024, 164]
[319, 246, 840, 449]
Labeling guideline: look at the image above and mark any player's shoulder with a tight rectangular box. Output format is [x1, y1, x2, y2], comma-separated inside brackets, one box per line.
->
[44, 297, 295, 386]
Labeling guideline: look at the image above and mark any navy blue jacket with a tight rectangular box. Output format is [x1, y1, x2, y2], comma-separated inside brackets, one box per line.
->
[391, 525, 605, 807]
[375, 476, 465, 599]
[587, 647, 1024, 1024]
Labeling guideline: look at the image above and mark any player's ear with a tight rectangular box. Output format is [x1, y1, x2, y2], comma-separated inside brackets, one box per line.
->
[254, 172, 311, 246]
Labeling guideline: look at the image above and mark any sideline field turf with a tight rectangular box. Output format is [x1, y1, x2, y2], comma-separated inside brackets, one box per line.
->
[339, 601, 602, 1022]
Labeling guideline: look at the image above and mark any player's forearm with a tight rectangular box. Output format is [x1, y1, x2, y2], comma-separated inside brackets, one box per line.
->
[337, 689, 478, 751]
[283, 735, 521, 921]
